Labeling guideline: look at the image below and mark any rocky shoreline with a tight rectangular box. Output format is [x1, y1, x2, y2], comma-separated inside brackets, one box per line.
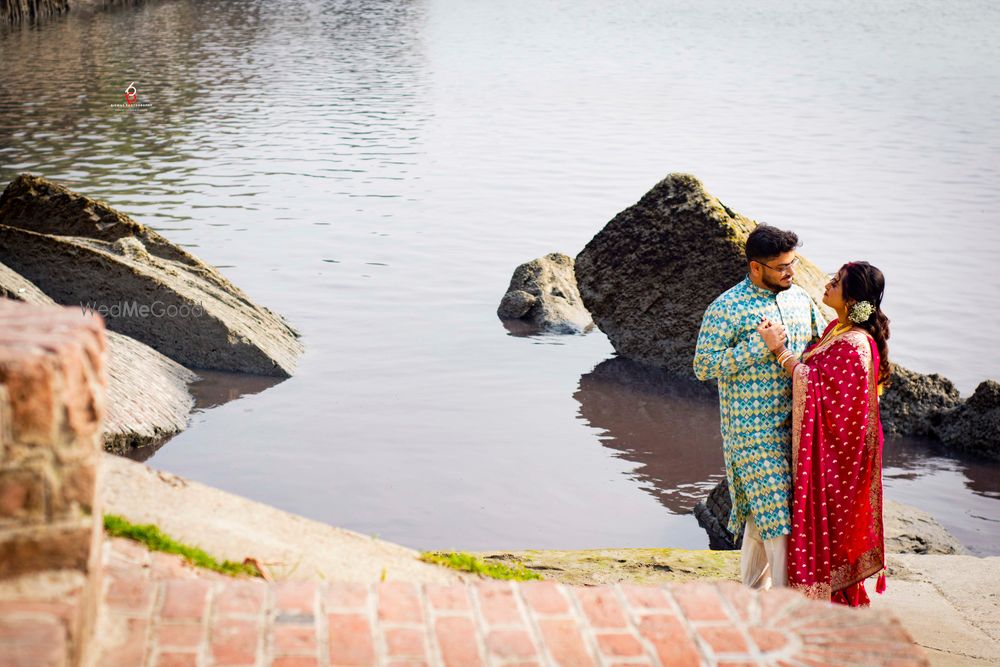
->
[0, 173, 303, 455]
[101, 453, 1000, 665]
[1, 0, 145, 25]
[498, 173, 1000, 459]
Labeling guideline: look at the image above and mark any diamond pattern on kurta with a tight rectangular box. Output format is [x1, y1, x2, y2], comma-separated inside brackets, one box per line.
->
[694, 276, 826, 540]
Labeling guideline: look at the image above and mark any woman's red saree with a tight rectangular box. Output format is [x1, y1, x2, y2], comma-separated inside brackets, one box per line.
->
[789, 321, 886, 607]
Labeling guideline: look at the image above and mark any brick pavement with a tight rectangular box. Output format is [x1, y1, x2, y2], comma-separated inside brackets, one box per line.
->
[82, 539, 927, 667]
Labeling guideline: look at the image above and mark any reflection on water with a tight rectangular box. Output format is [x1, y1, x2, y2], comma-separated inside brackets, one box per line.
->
[574, 357, 725, 513]
[575, 357, 1000, 555]
[188, 369, 287, 413]
[124, 370, 287, 462]
[883, 435, 1000, 556]
[2, 0, 999, 552]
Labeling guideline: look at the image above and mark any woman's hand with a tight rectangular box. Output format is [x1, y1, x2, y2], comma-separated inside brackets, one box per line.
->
[757, 318, 787, 354]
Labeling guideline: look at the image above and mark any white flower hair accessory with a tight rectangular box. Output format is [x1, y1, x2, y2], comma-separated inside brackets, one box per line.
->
[849, 300, 875, 323]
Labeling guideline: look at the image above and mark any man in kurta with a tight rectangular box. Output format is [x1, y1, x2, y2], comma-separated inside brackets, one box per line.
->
[694, 225, 826, 589]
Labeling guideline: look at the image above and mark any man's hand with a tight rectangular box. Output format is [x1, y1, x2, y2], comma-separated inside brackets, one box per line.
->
[757, 318, 787, 353]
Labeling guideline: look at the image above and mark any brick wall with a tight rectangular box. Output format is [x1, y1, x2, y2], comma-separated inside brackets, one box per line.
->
[0, 298, 108, 666]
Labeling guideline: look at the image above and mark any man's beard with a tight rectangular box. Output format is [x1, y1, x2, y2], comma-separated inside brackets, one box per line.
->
[762, 274, 792, 292]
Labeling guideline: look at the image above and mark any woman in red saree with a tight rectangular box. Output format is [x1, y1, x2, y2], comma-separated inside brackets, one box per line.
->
[758, 261, 891, 607]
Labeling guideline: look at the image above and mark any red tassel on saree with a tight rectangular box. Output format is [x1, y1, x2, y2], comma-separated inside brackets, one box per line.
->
[789, 321, 885, 607]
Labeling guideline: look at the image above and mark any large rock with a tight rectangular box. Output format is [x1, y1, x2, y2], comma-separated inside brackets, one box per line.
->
[574, 173, 832, 380]
[0, 174, 302, 376]
[1, 263, 197, 454]
[694, 479, 966, 555]
[573, 172, 985, 440]
[497, 253, 593, 333]
[880, 364, 961, 438]
[883, 500, 967, 555]
[933, 380, 1000, 460]
[692, 479, 743, 550]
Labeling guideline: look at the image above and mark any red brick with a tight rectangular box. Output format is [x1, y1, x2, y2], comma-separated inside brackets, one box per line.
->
[273, 624, 317, 655]
[801, 641, 925, 658]
[97, 616, 149, 667]
[150, 551, 195, 579]
[384, 627, 425, 658]
[156, 622, 203, 649]
[749, 627, 789, 653]
[536, 618, 596, 667]
[795, 653, 856, 667]
[53, 461, 96, 514]
[670, 583, 729, 622]
[572, 587, 627, 629]
[474, 582, 521, 626]
[485, 629, 536, 659]
[108, 537, 150, 565]
[328, 613, 376, 666]
[210, 618, 258, 665]
[1, 352, 57, 446]
[717, 582, 754, 623]
[620, 585, 670, 610]
[275, 581, 317, 617]
[698, 626, 749, 654]
[0, 525, 93, 576]
[0, 616, 65, 667]
[434, 616, 484, 667]
[105, 574, 156, 614]
[326, 583, 370, 611]
[425, 584, 470, 612]
[160, 580, 210, 620]
[758, 588, 805, 624]
[214, 580, 267, 616]
[0, 600, 75, 623]
[637, 614, 701, 667]
[519, 582, 569, 615]
[386, 663, 429, 667]
[378, 582, 423, 624]
[0, 469, 45, 519]
[58, 333, 105, 438]
[155, 653, 198, 667]
[595, 632, 645, 657]
[272, 658, 320, 667]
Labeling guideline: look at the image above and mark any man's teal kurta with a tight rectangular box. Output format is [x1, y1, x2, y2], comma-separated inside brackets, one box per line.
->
[694, 276, 826, 541]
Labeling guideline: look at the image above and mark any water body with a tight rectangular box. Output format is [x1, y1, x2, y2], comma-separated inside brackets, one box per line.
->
[1, 0, 998, 554]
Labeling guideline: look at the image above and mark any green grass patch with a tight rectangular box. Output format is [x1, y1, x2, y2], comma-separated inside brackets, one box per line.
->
[420, 551, 543, 581]
[103, 514, 262, 578]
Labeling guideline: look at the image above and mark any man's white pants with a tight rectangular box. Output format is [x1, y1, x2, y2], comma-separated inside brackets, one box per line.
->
[740, 514, 788, 589]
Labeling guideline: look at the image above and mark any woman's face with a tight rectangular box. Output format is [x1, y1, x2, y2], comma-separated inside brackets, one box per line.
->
[823, 269, 848, 311]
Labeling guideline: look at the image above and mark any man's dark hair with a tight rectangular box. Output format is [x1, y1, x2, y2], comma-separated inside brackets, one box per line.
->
[745, 224, 800, 263]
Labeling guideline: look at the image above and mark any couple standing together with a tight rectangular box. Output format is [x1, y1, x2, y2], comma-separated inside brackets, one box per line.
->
[694, 224, 890, 607]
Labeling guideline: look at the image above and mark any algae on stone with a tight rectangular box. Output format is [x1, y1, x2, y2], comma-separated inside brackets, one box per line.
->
[473, 548, 740, 586]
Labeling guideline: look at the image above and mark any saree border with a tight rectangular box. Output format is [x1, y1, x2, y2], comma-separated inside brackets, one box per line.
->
[791, 362, 810, 475]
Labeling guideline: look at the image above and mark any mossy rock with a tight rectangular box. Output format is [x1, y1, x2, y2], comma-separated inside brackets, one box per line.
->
[473, 548, 740, 586]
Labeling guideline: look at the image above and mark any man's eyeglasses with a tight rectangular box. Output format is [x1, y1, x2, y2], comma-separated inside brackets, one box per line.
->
[755, 257, 800, 275]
